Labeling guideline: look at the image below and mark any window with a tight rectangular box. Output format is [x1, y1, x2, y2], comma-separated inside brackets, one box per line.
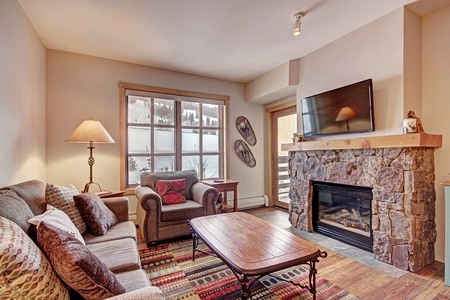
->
[119, 82, 228, 189]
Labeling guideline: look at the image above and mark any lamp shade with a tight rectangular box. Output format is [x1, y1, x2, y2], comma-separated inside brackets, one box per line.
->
[66, 119, 115, 143]
[335, 107, 357, 122]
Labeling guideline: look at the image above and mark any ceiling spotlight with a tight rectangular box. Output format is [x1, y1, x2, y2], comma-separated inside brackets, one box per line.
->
[293, 12, 304, 36]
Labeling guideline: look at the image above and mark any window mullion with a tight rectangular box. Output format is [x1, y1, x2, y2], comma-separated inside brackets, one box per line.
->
[176, 101, 182, 169]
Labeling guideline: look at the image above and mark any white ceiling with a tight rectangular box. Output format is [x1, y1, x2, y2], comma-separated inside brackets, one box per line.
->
[17, 0, 449, 83]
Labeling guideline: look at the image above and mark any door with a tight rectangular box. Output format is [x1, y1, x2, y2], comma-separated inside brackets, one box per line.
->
[268, 104, 297, 209]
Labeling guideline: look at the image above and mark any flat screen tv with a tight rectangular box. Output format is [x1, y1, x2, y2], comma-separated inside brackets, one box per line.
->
[301, 79, 374, 138]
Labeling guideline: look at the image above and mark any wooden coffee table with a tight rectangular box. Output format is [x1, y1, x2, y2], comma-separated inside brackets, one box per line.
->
[188, 212, 327, 299]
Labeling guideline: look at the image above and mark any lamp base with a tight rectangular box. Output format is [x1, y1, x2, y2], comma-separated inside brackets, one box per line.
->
[83, 182, 103, 193]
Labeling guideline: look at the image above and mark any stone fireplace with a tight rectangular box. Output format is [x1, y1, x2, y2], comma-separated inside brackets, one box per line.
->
[281, 133, 442, 272]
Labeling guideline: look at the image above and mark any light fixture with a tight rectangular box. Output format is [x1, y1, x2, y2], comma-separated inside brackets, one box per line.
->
[293, 12, 304, 36]
[66, 118, 115, 193]
[335, 107, 358, 132]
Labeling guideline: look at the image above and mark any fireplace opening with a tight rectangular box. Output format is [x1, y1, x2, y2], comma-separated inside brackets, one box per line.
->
[312, 181, 373, 252]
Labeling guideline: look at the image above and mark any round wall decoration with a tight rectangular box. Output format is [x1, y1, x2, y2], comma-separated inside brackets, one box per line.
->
[234, 140, 256, 168]
[236, 116, 256, 146]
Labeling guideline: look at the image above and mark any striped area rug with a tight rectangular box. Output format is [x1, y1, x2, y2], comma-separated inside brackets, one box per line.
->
[140, 238, 359, 300]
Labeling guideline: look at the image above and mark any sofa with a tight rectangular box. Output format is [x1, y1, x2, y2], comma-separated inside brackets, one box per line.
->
[0, 179, 165, 300]
[135, 170, 219, 245]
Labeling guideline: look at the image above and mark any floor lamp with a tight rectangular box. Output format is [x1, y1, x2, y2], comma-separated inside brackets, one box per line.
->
[66, 118, 115, 193]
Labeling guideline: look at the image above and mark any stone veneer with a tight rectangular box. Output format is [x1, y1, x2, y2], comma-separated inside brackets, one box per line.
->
[288, 147, 436, 272]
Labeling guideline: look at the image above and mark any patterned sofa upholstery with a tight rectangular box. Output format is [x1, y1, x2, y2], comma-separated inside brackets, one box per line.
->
[135, 170, 219, 245]
[0, 179, 165, 299]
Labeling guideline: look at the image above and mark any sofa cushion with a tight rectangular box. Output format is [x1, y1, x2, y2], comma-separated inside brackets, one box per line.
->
[0, 216, 69, 299]
[9, 179, 47, 215]
[160, 200, 204, 222]
[37, 222, 126, 300]
[87, 238, 141, 273]
[28, 205, 85, 245]
[156, 178, 186, 205]
[0, 189, 35, 233]
[140, 170, 198, 200]
[83, 220, 137, 244]
[46, 183, 87, 234]
[74, 193, 119, 235]
[114, 269, 151, 292]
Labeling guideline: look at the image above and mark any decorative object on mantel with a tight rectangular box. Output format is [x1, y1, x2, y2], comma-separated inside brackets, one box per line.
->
[234, 140, 256, 167]
[403, 111, 425, 134]
[292, 133, 304, 143]
[66, 118, 115, 193]
[236, 116, 256, 146]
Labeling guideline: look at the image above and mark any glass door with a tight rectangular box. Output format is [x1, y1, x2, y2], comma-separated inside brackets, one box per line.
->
[269, 105, 297, 209]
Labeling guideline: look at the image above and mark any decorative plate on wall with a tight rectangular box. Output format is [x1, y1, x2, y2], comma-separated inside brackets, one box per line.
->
[234, 140, 256, 168]
[236, 116, 256, 146]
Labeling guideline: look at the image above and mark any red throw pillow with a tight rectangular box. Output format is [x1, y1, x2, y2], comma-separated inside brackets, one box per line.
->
[155, 179, 186, 205]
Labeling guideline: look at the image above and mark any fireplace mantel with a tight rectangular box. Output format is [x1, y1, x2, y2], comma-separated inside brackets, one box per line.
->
[281, 133, 442, 152]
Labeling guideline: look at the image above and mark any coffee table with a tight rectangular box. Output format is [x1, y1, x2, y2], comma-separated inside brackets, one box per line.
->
[188, 212, 327, 299]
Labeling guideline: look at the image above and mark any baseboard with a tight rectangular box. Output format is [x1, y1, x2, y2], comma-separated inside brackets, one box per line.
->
[128, 195, 269, 221]
[236, 195, 268, 210]
[129, 212, 137, 225]
[435, 249, 444, 263]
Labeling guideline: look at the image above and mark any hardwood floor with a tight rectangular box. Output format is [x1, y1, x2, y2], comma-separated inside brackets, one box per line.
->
[136, 207, 450, 299]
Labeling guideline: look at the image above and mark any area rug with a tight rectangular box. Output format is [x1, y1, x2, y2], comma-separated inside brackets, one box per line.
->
[139, 238, 360, 300]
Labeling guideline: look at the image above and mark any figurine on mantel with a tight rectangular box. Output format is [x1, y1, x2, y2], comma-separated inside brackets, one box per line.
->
[403, 111, 425, 134]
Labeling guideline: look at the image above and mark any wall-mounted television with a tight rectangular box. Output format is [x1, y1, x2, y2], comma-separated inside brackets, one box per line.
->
[301, 79, 374, 138]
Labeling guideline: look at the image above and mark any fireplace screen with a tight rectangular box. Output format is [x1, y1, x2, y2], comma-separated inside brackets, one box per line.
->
[312, 181, 373, 252]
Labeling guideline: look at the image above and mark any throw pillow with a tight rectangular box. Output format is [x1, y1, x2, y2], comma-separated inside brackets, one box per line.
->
[155, 178, 186, 205]
[0, 189, 35, 232]
[45, 183, 87, 234]
[28, 204, 85, 245]
[0, 216, 69, 299]
[73, 193, 119, 235]
[37, 222, 126, 300]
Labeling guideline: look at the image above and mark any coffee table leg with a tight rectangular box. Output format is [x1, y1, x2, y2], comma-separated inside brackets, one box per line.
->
[192, 233, 198, 261]
[238, 274, 251, 300]
[309, 260, 318, 300]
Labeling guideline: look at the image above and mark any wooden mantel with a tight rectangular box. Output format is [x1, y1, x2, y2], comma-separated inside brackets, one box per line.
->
[281, 133, 442, 152]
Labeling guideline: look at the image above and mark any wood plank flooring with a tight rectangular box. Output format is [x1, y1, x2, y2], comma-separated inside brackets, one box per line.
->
[137, 207, 450, 299]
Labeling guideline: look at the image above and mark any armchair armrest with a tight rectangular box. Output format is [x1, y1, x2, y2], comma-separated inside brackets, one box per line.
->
[102, 197, 129, 222]
[135, 186, 163, 244]
[191, 182, 219, 215]
[106, 286, 165, 300]
[135, 186, 162, 211]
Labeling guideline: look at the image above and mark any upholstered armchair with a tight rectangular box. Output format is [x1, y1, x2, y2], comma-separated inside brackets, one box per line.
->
[135, 170, 219, 245]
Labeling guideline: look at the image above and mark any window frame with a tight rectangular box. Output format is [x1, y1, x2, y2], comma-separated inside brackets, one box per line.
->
[119, 82, 229, 190]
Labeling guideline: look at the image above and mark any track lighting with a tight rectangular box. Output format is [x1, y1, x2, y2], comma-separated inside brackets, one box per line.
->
[293, 12, 304, 36]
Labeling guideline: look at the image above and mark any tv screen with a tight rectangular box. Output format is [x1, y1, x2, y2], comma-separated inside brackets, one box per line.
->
[301, 79, 374, 138]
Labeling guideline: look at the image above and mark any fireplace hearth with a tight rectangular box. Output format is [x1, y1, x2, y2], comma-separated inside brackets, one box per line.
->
[282, 133, 442, 272]
[312, 181, 373, 252]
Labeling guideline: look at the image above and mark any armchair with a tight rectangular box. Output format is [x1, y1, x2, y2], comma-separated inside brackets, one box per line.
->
[135, 170, 219, 245]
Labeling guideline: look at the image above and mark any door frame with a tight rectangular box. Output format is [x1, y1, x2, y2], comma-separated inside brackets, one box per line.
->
[266, 100, 297, 208]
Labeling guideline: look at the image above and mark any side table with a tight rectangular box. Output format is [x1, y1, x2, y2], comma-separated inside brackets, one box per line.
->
[96, 191, 125, 199]
[202, 179, 239, 212]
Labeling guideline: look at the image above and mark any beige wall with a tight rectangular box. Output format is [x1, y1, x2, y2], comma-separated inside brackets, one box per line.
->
[296, 8, 406, 137]
[0, 0, 47, 186]
[422, 5, 450, 262]
[46, 51, 266, 214]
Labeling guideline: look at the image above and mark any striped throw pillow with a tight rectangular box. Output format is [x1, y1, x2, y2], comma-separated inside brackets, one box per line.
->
[0, 216, 69, 299]
[45, 183, 87, 234]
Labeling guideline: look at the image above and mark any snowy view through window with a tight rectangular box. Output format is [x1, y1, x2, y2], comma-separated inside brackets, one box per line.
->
[127, 96, 222, 185]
